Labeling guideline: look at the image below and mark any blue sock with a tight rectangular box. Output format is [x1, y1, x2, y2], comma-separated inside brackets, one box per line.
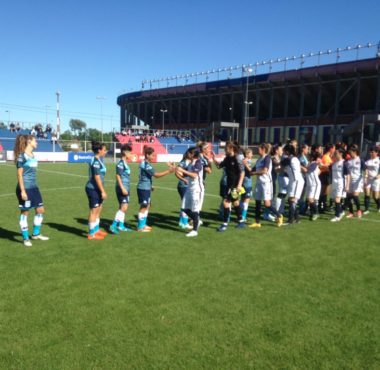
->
[111, 220, 118, 228]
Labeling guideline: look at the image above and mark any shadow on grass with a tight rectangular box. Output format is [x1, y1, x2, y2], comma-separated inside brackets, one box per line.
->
[0, 227, 20, 242]
[45, 222, 87, 237]
[134, 212, 181, 232]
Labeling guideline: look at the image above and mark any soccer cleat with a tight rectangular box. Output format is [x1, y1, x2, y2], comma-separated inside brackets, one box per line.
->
[179, 223, 193, 230]
[118, 224, 132, 232]
[363, 210, 370, 215]
[330, 216, 341, 222]
[23, 239, 32, 247]
[311, 214, 319, 221]
[248, 222, 262, 229]
[339, 212, 345, 220]
[217, 224, 227, 232]
[87, 233, 104, 240]
[356, 210, 362, 218]
[96, 229, 108, 237]
[276, 215, 283, 227]
[235, 222, 246, 229]
[31, 234, 49, 241]
[109, 224, 120, 234]
[198, 219, 203, 226]
[186, 230, 198, 237]
[346, 213, 354, 219]
[137, 226, 152, 232]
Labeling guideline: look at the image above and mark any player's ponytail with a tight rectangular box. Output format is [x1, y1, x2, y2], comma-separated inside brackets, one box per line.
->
[13, 134, 27, 162]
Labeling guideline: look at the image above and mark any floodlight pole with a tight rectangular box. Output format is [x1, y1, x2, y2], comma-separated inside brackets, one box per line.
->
[160, 109, 167, 131]
[243, 67, 253, 147]
[56, 91, 61, 138]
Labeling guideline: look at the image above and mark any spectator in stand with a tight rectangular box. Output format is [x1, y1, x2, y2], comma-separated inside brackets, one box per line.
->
[15, 123, 21, 132]
[10, 123, 16, 132]
[0, 141, 3, 152]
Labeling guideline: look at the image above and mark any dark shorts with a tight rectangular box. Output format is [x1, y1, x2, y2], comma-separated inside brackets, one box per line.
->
[223, 187, 239, 202]
[319, 172, 330, 186]
[16, 187, 43, 211]
[220, 183, 228, 198]
[85, 187, 103, 209]
[177, 185, 187, 199]
[137, 189, 151, 206]
[116, 188, 130, 205]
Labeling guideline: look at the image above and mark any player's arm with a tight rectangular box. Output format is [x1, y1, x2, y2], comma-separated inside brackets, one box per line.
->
[153, 163, 176, 178]
[94, 174, 107, 199]
[17, 167, 28, 200]
[116, 174, 128, 195]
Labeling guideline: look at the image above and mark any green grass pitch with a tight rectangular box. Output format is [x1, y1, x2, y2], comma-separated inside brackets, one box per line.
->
[0, 162, 379, 369]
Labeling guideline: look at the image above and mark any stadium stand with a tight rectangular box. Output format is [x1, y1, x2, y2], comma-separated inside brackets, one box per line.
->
[0, 129, 63, 152]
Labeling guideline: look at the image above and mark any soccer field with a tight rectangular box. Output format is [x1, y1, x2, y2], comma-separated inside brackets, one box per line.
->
[0, 162, 379, 369]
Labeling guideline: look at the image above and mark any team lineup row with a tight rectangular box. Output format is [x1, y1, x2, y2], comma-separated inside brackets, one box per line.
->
[12, 134, 380, 245]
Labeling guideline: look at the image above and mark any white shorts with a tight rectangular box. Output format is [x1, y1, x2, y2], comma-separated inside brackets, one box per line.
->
[278, 175, 289, 195]
[254, 181, 273, 201]
[348, 178, 363, 194]
[288, 179, 305, 200]
[306, 182, 321, 200]
[182, 189, 204, 213]
[331, 181, 345, 199]
[365, 177, 380, 192]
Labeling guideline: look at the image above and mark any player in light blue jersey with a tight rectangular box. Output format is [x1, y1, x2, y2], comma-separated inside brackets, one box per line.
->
[175, 148, 195, 230]
[85, 141, 108, 240]
[14, 134, 49, 247]
[136, 146, 175, 232]
[241, 148, 253, 222]
[110, 144, 133, 234]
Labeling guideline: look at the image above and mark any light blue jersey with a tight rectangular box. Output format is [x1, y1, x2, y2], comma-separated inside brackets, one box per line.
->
[177, 159, 190, 189]
[86, 157, 106, 190]
[137, 160, 156, 190]
[116, 159, 131, 192]
[16, 153, 38, 189]
[242, 159, 253, 189]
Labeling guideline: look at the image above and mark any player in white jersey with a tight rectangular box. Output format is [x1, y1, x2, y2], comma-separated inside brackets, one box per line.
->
[176, 149, 204, 237]
[281, 144, 305, 224]
[330, 148, 347, 222]
[345, 144, 363, 218]
[305, 152, 321, 221]
[249, 143, 283, 228]
[364, 147, 380, 213]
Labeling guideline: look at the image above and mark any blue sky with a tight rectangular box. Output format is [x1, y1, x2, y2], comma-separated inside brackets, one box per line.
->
[0, 0, 379, 132]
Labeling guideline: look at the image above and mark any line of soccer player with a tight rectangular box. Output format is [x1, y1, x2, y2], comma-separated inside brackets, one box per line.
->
[13, 134, 380, 245]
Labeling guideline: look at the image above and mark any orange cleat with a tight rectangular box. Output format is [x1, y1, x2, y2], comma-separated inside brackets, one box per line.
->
[96, 229, 108, 237]
[88, 233, 104, 240]
[137, 226, 152, 232]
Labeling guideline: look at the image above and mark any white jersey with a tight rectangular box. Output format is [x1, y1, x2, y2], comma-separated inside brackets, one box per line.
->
[346, 157, 363, 182]
[187, 159, 204, 192]
[284, 156, 303, 182]
[306, 162, 321, 188]
[255, 155, 272, 184]
[365, 157, 379, 180]
[332, 160, 346, 183]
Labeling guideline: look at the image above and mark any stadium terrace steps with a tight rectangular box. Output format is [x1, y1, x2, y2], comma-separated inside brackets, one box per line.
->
[0, 130, 63, 152]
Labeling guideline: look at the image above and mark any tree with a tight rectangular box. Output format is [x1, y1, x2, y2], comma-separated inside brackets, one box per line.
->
[69, 119, 87, 136]
[60, 130, 73, 140]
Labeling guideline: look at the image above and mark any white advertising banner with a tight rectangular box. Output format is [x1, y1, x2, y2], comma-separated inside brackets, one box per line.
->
[6, 151, 68, 162]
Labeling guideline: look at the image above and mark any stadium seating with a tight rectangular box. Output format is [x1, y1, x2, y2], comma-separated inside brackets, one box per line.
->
[0, 129, 63, 152]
